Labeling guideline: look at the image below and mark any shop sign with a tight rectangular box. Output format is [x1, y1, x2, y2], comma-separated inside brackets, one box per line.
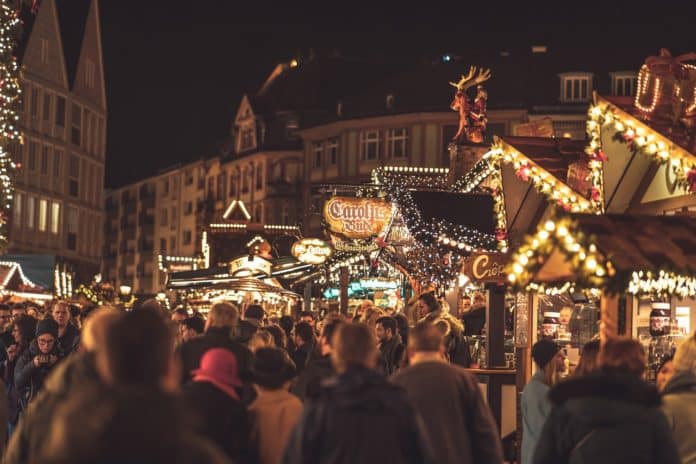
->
[330, 233, 379, 252]
[229, 256, 272, 277]
[358, 278, 399, 290]
[291, 238, 332, 265]
[169, 263, 195, 273]
[463, 252, 508, 283]
[324, 197, 392, 239]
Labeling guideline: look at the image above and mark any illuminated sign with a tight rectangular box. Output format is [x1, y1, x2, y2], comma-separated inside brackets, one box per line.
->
[324, 197, 392, 239]
[291, 238, 332, 264]
[358, 278, 399, 290]
[463, 252, 508, 283]
[229, 256, 272, 277]
[330, 234, 379, 252]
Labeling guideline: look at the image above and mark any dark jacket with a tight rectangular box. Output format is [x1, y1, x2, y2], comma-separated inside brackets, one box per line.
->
[4, 352, 102, 464]
[290, 342, 314, 375]
[378, 335, 405, 376]
[183, 380, 249, 463]
[462, 304, 486, 336]
[391, 360, 503, 464]
[57, 323, 80, 355]
[38, 385, 231, 464]
[533, 371, 680, 464]
[14, 340, 64, 408]
[180, 326, 253, 384]
[3, 342, 28, 424]
[291, 354, 335, 401]
[283, 366, 432, 464]
[661, 370, 696, 464]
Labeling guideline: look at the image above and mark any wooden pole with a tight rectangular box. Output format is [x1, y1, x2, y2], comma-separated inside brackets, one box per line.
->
[339, 266, 349, 316]
[600, 292, 619, 346]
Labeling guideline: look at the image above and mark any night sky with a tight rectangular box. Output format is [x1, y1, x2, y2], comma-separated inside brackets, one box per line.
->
[98, 2, 696, 188]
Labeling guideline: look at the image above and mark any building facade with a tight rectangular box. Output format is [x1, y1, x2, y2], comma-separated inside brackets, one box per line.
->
[11, 0, 106, 282]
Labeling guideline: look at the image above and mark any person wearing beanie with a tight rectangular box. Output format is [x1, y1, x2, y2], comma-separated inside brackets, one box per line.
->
[248, 347, 301, 464]
[14, 318, 65, 409]
[521, 339, 564, 464]
[182, 348, 249, 462]
[662, 333, 696, 464]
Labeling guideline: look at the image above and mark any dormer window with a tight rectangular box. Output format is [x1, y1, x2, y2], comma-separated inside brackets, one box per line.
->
[611, 72, 637, 97]
[559, 73, 593, 102]
[386, 94, 394, 109]
[239, 127, 255, 152]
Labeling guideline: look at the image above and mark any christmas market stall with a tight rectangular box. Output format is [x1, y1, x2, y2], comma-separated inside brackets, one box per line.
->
[585, 49, 696, 216]
[506, 212, 696, 382]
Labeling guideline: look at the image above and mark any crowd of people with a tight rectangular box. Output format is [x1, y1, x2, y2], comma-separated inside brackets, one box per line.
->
[0, 291, 691, 463]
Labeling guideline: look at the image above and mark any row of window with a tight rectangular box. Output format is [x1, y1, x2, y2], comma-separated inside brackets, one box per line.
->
[312, 137, 339, 169]
[360, 128, 409, 161]
[159, 201, 194, 227]
[23, 82, 105, 158]
[20, 139, 102, 206]
[13, 193, 61, 234]
[560, 74, 637, 102]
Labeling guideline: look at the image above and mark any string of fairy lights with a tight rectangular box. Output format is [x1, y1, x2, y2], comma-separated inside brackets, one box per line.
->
[0, 3, 21, 251]
[587, 98, 696, 194]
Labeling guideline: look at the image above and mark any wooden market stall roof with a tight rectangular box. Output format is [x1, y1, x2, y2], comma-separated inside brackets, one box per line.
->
[507, 213, 696, 297]
[589, 94, 696, 214]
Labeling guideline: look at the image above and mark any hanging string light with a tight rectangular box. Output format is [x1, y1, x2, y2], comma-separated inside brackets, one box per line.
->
[0, 2, 21, 252]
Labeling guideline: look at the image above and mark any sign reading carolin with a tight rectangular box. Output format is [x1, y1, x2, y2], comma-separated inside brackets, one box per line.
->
[291, 238, 332, 264]
[324, 197, 392, 239]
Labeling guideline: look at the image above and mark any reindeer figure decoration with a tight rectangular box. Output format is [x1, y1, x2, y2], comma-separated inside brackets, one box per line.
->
[449, 67, 492, 144]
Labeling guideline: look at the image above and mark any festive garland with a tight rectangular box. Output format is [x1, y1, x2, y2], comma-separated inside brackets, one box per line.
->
[0, 3, 21, 252]
[505, 215, 611, 294]
[587, 98, 696, 194]
[373, 167, 497, 252]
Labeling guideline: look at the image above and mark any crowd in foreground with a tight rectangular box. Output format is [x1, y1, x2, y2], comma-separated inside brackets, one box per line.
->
[0, 294, 691, 463]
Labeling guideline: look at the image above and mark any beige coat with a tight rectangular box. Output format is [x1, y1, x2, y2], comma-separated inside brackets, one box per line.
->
[248, 389, 303, 464]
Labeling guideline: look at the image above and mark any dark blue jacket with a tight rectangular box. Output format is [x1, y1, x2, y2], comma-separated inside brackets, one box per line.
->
[283, 366, 432, 464]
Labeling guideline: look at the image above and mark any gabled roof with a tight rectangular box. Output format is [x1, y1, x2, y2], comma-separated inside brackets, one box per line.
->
[500, 136, 587, 192]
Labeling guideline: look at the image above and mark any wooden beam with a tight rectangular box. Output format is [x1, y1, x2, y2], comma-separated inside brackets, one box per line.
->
[600, 292, 619, 346]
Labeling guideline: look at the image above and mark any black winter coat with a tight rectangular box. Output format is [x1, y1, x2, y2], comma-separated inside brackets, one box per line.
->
[14, 340, 64, 408]
[532, 371, 680, 464]
[183, 381, 249, 463]
[282, 366, 433, 464]
[291, 354, 334, 402]
[57, 323, 80, 355]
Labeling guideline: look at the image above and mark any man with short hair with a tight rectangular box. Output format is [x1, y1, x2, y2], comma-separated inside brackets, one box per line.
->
[179, 317, 205, 343]
[179, 302, 252, 388]
[51, 302, 80, 355]
[391, 321, 503, 464]
[10, 304, 26, 322]
[284, 323, 432, 464]
[298, 311, 316, 330]
[292, 319, 342, 401]
[290, 322, 314, 375]
[0, 303, 14, 349]
[376, 316, 404, 376]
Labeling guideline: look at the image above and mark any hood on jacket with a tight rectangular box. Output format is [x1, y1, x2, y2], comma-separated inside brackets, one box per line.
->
[662, 369, 696, 396]
[549, 372, 662, 428]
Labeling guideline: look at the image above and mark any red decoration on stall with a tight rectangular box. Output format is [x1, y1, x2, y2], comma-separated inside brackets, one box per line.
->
[590, 187, 602, 202]
[590, 150, 607, 162]
[495, 228, 508, 241]
[687, 167, 696, 193]
[515, 163, 531, 182]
